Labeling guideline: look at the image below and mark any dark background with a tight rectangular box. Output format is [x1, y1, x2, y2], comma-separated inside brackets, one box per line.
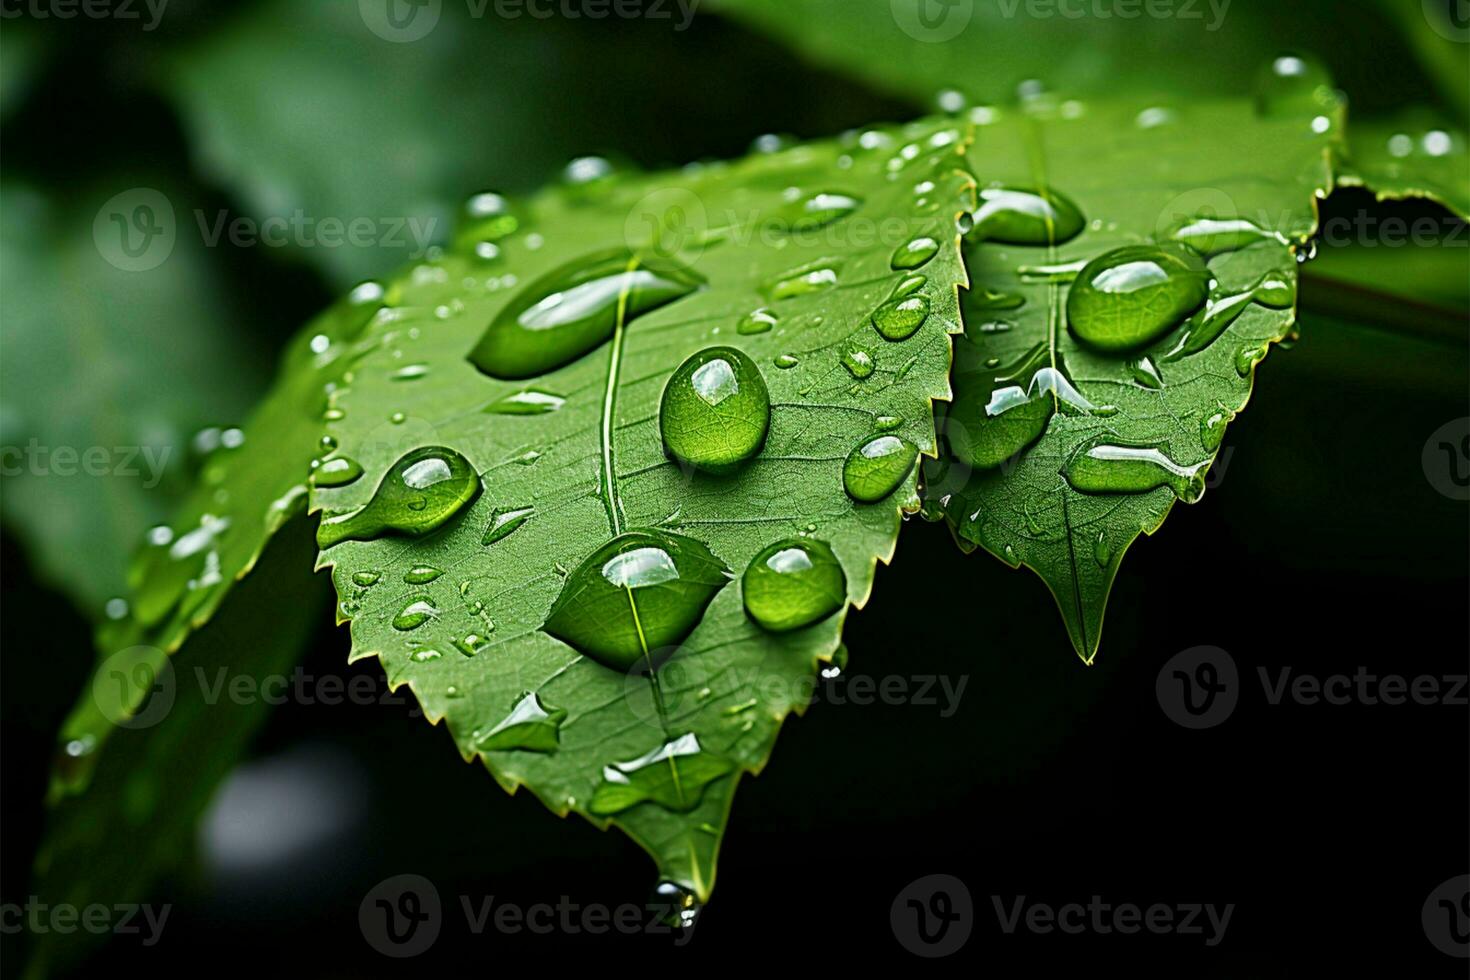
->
[2, 2, 1467, 975]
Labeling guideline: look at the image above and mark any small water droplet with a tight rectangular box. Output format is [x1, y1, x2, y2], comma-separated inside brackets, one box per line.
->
[393, 596, 440, 631]
[317, 447, 481, 548]
[476, 692, 566, 753]
[777, 191, 863, 231]
[871, 295, 931, 341]
[310, 455, 363, 488]
[774, 353, 799, 369]
[483, 389, 566, 415]
[483, 506, 535, 546]
[737, 308, 779, 335]
[588, 733, 735, 815]
[841, 344, 876, 379]
[352, 570, 381, 587]
[891, 236, 940, 270]
[764, 260, 840, 301]
[404, 565, 444, 584]
[970, 186, 1085, 245]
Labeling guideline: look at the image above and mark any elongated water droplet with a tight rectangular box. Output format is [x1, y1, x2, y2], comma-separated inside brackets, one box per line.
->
[1067, 244, 1209, 351]
[352, 570, 381, 587]
[477, 692, 566, 753]
[311, 456, 363, 488]
[1063, 438, 1208, 503]
[773, 353, 799, 369]
[737, 308, 778, 335]
[317, 447, 481, 548]
[404, 565, 444, 584]
[970, 186, 1085, 245]
[393, 596, 439, 631]
[482, 506, 534, 546]
[948, 343, 1092, 468]
[843, 435, 918, 503]
[1167, 216, 1280, 257]
[893, 273, 927, 298]
[891, 236, 940, 270]
[872, 294, 930, 341]
[764, 260, 840, 300]
[778, 191, 862, 231]
[1129, 355, 1164, 389]
[742, 538, 846, 632]
[483, 389, 566, 415]
[391, 363, 429, 382]
[542, 530, 731, 671]
[660, 347, 771, 474]
[1092, 529, 1111, 567]
[588, 733, 736, 815]
[469, 250, 704, 379]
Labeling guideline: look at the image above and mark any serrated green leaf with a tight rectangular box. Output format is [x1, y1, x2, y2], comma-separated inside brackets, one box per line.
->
[1337, 114, 1470, 218]
[923, 95, 1335, 661]
[311, 120, 974, 897]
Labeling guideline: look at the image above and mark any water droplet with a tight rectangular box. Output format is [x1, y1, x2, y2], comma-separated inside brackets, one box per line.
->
[1235, 344, 1267, 377]
[317, 447, 481, 548]
[764, 260, 840, 300]
[307, 449, 364, 489]
[777, 191, 862, 231]
[1063, 437, 1208, 503]
[391, 363, 429, 382]
[1067, 244, 1209, 351]
[404, 565, 444, 584]
[875, 415, 904, 432]
[970, 186, 1085, 245]
[1255, 53, 1340, 118]
[456, 192, 519, 248]
[469, 250, 705, 379]
[410, 646, 443, 662]
[737, 308, 779, 335]
[871, 294, 930, 341]
[588, 733, 735, 815]
[563, 155, 615, 186]
[542, 530, 731, 671]
[660, 347, 771, 474]
[841, 344, 876, 379]
[352, 570, 381, 587]
[393, 596, 439, 631]
[1128, 356, 1164, 389]
[1167, 216, 1279, 257]
[1200, 406, 1233, 452]
[483, 389, 566, 415]
[891, 236, 940, 270]
[843, 435, 919, 503]
[742, 538, 846, 632]
[482, 506, 535, 546]
[948, 343, 1093, 468]
[649, 881, 702, 930]
[773, 353, 799, 369]
[476, 692, 566, 753]
[893, 274, 927, 298]
[971, 288, 1025, 311]
[1092, 529, 1111, 567]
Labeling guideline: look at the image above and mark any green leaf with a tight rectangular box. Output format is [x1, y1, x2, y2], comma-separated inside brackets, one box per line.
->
[310, 120, 974, 897]
[45, 262, 389, 792]
[29, 518, 328, 979]
[0, 181, 267, 612]
[1337, 114, 1470, 218]
[923, 94, 1335, 661]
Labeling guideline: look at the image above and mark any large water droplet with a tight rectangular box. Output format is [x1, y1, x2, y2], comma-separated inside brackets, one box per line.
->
[843, 435, 918, 503]
[841, 343, 876, 379]
[542, 530, 730, 672]
[1066, 244, 1209, 351]
[588, 733, 735, 815]
[871, 294, 930, 341]
[891, 236, 940, 270]
[742, 538, 847, 632]
[469, 250, 704, 379]
[476, 692, 566, 753]
[1063, 437, 1208, 503]
[948, 343, 1092, 468]
[317, 447, 481, 548]
[659, 347, 771, 474]
[970, 186, 1085, 245]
